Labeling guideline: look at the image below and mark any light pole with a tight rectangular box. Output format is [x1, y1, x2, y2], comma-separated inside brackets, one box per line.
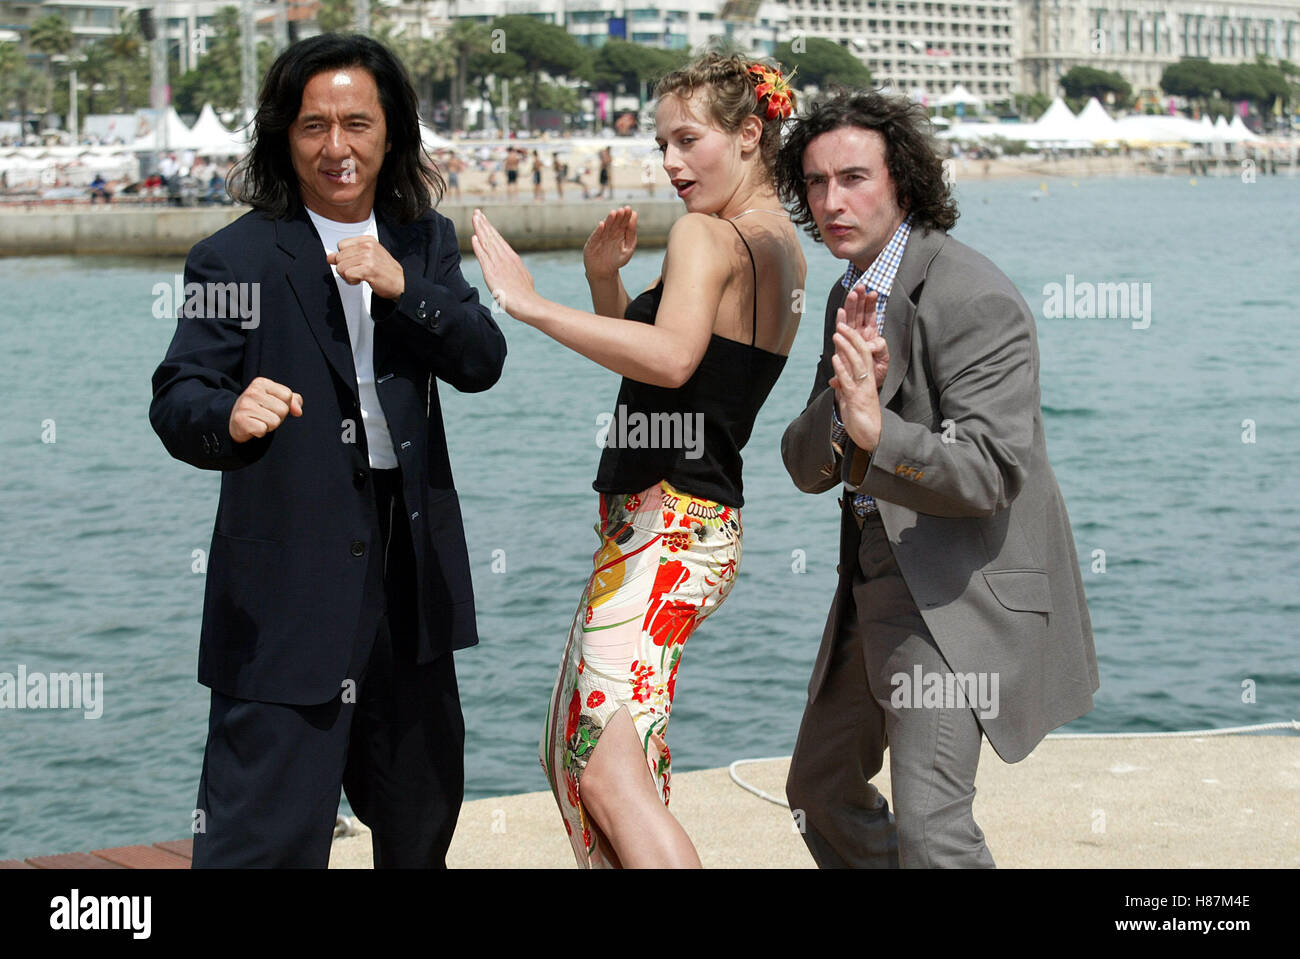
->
[149, 3, 170, 155]
[240, 0, 256, 125]
[67, 66, 77, 139]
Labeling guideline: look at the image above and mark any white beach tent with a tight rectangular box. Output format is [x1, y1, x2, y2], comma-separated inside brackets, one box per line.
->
[189, 103, 249, 157]
[935, 84, 985, 110]
[1227, 115, 1261, 142]
[1114, 114, 1216, 145]
[419, 122, 453, 151]
[1022, 97, 1090, 147]
[1074, 98, 1121, 145]
[936, 121, 1018, 142]
[130, 106, 204, 152]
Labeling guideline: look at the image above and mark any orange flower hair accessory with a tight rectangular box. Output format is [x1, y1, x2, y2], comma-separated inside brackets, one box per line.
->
[747, 62, 796, 120]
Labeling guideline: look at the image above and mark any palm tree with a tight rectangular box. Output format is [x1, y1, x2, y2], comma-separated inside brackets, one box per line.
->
[386, 30, 445, 120]
[0, 41, 21, 125]
[105, 14, 144, 113]
[76, 40, 115, 117]
[0, 57, 52, 136]
[29, 13, 75, 116]
[441, 20, 493, 133]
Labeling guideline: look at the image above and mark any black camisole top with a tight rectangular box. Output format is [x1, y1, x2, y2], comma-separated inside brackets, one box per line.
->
[592, 219, 788, 508]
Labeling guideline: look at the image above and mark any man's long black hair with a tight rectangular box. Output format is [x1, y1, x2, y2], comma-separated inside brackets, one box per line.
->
[228, 32, 444, 223]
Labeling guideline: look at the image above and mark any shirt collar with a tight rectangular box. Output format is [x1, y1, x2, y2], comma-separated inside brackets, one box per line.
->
[841, 214, 913, 295]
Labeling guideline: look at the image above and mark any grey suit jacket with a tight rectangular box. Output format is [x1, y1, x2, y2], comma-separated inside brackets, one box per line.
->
[781, 225, 1098, 763]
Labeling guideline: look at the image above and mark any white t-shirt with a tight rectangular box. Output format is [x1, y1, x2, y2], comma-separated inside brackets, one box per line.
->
[305, 206, 398, 469]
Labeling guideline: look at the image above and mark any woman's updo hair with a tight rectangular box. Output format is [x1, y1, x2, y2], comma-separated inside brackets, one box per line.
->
[653, 52, 795, 183]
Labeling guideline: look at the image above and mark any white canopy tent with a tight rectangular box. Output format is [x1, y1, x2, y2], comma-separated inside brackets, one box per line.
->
[189, 103, 249, 157]
[1228, 115, 1262, 142]
[1073, 98, 1121, 145]
[936, 121, 1014, 142]
[1021, 97, 1091, 146]
[935, 84, 985, 110]
[420, 122, 453, 151]
[130, 106, 205, 152]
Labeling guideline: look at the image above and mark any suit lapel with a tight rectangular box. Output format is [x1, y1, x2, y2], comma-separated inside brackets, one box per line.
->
[278, 204, 359, 398]
[879, 226, 945, 409]
[275, 203, 422, 398]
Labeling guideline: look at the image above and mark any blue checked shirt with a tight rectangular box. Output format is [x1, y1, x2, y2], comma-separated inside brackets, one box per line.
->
[830, 215, 913, 516]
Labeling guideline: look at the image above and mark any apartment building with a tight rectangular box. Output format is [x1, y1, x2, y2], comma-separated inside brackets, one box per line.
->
[1019, 0, 1300, 97]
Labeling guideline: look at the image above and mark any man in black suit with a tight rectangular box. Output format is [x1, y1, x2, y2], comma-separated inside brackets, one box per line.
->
[149, 34, 506, 868]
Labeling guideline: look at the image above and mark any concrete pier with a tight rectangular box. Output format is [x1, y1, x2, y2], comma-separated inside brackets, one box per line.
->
[0, 199, 683, 258]
[322, 735, 1298, 868]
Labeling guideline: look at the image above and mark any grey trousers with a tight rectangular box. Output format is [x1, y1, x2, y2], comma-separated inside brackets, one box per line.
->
[786, 510, 995, 868]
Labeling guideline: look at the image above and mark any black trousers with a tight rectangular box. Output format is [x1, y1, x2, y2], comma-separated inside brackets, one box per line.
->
[191, 468, 465, 868]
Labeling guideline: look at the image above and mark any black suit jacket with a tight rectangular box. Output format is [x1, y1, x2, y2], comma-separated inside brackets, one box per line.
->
[150, 201, 506, 705]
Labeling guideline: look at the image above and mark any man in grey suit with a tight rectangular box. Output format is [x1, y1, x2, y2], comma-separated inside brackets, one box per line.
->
[774, 92, 1099, 867]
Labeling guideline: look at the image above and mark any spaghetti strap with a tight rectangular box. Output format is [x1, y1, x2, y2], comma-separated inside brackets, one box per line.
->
[726, 218, 759, 347]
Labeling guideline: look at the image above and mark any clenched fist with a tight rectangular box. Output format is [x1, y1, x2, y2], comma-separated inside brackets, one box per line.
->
[229, 376, 303, 443]
[326, 236, 405, 301]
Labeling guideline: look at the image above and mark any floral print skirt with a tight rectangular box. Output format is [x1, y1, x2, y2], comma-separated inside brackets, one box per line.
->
[539, 479, 742, 868]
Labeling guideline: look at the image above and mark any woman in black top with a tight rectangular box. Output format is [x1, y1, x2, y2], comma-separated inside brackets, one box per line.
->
[472, 54, 805, 868]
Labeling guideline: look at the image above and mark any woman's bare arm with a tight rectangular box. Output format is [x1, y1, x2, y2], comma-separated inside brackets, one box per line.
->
[472, 210, 730, 389]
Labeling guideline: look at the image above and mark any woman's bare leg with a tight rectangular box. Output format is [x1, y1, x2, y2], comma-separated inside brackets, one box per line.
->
[579, 707, 700, 868]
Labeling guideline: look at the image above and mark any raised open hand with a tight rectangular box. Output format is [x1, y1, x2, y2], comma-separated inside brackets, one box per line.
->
[470, 208, 541, 322]
[828, 287, 889, 392]
[583, 206, 638, 280]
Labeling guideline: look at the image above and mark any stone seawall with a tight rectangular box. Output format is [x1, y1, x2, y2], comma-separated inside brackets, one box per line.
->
[0, 199, 683, 257]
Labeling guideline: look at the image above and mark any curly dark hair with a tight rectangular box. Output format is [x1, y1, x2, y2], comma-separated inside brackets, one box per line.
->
[228, 32, 443, 223]
[776, 90, 958, 242]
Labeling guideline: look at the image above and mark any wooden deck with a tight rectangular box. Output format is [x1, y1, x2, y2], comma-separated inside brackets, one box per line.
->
[0, 840, 192, 870]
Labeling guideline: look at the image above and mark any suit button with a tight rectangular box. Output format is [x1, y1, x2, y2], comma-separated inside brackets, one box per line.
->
[350, 541, 365, 557]
[353, 469, 367, 489]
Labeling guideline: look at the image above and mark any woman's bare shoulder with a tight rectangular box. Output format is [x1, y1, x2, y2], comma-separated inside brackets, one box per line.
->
[664, 213, 746, 276]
